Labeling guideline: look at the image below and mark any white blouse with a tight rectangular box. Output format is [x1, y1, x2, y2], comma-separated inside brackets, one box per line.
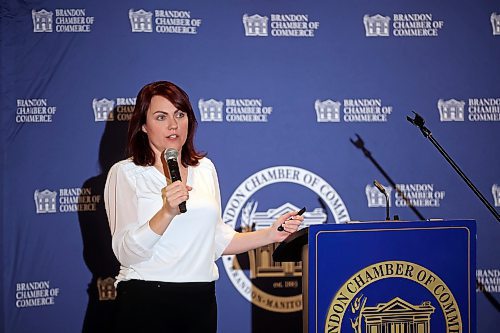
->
[104, 157, 236, 283]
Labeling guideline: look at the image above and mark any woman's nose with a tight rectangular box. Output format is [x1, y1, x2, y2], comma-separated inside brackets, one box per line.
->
[167, 117, 178, 130]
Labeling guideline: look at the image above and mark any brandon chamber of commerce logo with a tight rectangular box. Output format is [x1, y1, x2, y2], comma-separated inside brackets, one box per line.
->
[129, 9, 202, 34]
[34, 188, 101, 213]
[222, 166, 350, 312]
[242, 13, 320, 37]
[92, 97, 136, 122]
[438, 98, 500, 122]
[15, 280, 60, 308]
[32, 8, 94, 33]
[315, 98, 393, 123]
[198, 98, 273, 123]
[366, 183, 445, 208]
[325, 261, 462, 333]
[363, 13, 444, 37]
[16, 98, 57, 123]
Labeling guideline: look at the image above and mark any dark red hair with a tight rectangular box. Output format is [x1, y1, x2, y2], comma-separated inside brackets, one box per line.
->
[127, 81, 205, 167]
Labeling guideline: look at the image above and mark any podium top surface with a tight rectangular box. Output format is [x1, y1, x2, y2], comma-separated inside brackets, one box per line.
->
[272, 219, 476, 262]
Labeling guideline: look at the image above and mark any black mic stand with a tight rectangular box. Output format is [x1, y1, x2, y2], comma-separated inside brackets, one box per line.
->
[407, 112, 500, 223]
[350, 134, 426, 221]
[408, 112, 500, 312]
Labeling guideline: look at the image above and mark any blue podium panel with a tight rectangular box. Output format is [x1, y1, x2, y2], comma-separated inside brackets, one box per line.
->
[309, 220, 476, 333]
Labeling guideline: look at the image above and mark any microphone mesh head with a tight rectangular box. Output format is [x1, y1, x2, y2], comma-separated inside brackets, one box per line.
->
[373, 180, 386, 194]
[164, 148, 178, 161]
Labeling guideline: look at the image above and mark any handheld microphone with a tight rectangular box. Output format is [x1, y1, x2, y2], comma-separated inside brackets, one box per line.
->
[373, 180, 390, 221]
[163, 148, 187, 213]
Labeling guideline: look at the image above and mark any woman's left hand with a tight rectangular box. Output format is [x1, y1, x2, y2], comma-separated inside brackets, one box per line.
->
[269, 210, 304, 243]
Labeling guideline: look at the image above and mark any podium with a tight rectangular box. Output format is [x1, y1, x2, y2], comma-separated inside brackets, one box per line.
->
[273, 220, 476, 333]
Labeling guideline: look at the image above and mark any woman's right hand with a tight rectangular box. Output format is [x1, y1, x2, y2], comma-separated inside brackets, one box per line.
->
[149, 181, 192, 235]
[161, 181, 192, 216]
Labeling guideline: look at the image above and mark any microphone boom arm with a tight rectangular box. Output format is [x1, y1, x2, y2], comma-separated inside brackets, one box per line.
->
[350, 134, 426, 220]
[407, 112, 500, 222]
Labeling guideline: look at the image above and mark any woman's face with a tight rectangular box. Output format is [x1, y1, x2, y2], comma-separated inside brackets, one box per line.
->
[141, 95, 189, 160]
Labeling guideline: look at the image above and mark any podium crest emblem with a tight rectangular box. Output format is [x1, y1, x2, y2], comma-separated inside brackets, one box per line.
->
[223, 166, 350, 312]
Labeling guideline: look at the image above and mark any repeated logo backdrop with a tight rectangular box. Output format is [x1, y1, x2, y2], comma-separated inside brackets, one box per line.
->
[1, 1, 499, 332]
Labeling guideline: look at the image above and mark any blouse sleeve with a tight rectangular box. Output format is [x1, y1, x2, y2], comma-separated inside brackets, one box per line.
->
[104, 162, 161, 266]
[210, 162, 237, 260]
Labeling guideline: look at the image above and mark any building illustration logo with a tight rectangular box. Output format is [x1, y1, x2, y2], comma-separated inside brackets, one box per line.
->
[363, 14, 391, 37]
[351, 297, 435, 333]
[223, 166, 350, 312]
[315, 99, 341, 122]
[129, 9, 153, 32]
[438, 99, 465, 121]
[97, 277, 117, 301]
[32, 9, 53, 32]
[492, 184, 500, 207]
[93, 98, 115, 121]
[198, 99, 224, 122]
[34, 189, 57, 213]
[242, 14, 269, 36]
[491, 13, 500, 36]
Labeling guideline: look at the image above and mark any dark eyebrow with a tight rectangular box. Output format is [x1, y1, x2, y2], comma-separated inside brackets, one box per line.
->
[152, 109, 180, 115]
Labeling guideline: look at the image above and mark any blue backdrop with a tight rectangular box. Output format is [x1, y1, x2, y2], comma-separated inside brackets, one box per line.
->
[1, 1, 499, 332]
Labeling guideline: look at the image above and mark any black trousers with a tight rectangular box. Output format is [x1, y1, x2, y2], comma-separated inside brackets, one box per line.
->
[114, 279, 217, 333]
